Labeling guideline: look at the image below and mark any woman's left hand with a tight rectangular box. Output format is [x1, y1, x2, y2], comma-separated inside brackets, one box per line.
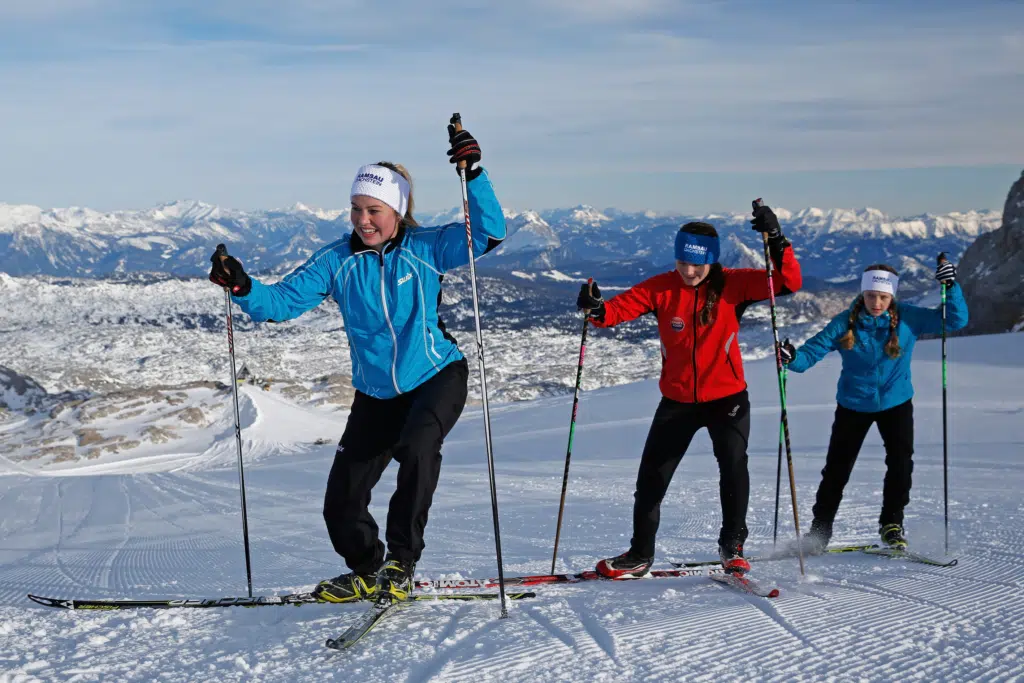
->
[935, 259, 957, 287]
[447, 125, 482, 180]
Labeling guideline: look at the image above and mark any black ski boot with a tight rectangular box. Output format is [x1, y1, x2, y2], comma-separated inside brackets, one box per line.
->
[596, 550, 654, 579]
[314, 570, 378, 603]
[880, 523, 908, 549]
[804, 519, 833, 555]
[719, 539, 751, 575]
[376, 555, 416, 602]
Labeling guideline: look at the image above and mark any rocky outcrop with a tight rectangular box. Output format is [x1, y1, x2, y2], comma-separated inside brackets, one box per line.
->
[959, 170, 1024, 334]
[0, 365, 47, 412]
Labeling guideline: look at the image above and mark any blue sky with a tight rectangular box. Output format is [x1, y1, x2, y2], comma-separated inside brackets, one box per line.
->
[0, 1, 1021, 216]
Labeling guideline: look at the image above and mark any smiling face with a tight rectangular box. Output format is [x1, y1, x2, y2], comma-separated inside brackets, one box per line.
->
[863, 290, 893, 316]
[350, 195, 401, 250]
[676, 261, 711, 287]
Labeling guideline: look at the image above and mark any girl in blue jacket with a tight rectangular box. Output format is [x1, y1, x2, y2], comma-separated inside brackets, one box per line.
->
[208, 125, 505, 602]
[780, 260, 968, 551]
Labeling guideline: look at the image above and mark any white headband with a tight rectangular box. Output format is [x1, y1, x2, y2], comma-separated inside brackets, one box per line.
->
[861, 269, 899, 295]
[350, 164, 410, 216]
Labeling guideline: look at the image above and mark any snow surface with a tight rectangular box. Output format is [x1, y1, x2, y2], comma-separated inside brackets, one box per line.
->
[1, 333, 1023, 681]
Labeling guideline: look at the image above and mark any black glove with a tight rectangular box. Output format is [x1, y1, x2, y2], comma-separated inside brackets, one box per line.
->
[779, 338, 796, 365]
[752, 203, 791, 265]
[936, 258, 957, 288]
[209, 245, 252, 297]
[447, 125, 483, 181]
[576, 281, 605, 320]
[751, 204, 783, 239]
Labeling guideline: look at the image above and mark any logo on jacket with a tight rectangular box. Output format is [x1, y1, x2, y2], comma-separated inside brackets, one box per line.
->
[398, 273, 412, 286]
[670, 317, 685, 331]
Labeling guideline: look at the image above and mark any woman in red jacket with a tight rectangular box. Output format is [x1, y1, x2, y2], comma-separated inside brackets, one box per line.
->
[577, 206, 802, 576]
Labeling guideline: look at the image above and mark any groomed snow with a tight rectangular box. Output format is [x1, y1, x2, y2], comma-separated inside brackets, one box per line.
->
[1, 332, 1022, 681]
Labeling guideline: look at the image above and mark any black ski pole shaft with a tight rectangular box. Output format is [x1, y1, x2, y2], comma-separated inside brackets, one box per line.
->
[550, 279, 592, 575]
[753, 198, 804, 575]
[215, 244, 254, 598]
[772, 368, 786, 547]
[450, 113, 508, 618]
[938, 252, 950, 553]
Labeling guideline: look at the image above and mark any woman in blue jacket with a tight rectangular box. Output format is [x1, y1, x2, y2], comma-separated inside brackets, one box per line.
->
[208, 125, 505, 602]
[780, 260, 967, 551]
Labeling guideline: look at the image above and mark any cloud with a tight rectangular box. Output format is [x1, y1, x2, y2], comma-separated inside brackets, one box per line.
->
[0, 0, 1021, 213]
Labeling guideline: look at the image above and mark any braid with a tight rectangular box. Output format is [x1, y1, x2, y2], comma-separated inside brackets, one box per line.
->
[699, 263, 725, 326]
[839, 296, 863, 350]
[885, 300, 902, 358]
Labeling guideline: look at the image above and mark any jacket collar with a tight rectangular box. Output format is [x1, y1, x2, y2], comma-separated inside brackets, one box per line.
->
[350, 224, 407, 256]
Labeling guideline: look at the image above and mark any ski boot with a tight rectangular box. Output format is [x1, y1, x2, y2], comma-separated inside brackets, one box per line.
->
[314, 570, 378, 603]
[804, 519, 833, 555]
[719, 540, 751, 575]
[596, 550, 653, 579]
[376, 555, 416, 602]
[880, 523, 908, 550]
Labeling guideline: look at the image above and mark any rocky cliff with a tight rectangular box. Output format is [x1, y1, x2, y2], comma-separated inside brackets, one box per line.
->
[959, 170, 1024, 334]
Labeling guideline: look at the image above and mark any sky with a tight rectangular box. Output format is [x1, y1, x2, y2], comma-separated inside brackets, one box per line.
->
[0, 0, 1021, 216]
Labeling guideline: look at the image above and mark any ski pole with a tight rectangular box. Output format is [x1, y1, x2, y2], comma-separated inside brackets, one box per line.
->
[753, 198, 805, 575]
[938, 251, 950, 553]
[214, 244, 254, 598]
[772, 367, 786, 548]
[550, 279, 592, 574]
[450, 113, 508, 618]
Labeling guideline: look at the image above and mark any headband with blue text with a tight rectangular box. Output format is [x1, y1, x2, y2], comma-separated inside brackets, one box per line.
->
[674, 231, 720, 265]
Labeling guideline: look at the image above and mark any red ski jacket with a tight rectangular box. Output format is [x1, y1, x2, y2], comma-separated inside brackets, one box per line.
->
[592, 248, 802, 403]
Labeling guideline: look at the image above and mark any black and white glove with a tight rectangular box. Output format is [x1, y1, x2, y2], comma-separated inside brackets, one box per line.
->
[778, 339, 796, 365]
[576, 281, 605, 320]
[446, 125, 483, 181]
[935, 258, 957, 288]
[209, 244, 252, 297]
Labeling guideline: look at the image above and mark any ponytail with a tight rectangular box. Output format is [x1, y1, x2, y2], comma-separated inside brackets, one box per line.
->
[699, 263, 725, 326]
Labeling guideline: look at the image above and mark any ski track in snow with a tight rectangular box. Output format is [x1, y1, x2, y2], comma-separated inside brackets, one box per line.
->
[1, 333, 1023, 681]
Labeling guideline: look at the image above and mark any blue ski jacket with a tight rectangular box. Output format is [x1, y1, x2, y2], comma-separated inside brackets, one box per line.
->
[232, 169, 506, 399]
[786, 284, 968, 413]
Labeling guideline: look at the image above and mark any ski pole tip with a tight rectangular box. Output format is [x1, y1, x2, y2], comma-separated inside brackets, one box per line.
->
[752, 198, 764, 211]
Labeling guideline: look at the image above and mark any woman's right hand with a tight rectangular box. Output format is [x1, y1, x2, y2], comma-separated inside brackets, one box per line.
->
[209, 244, 252, 296]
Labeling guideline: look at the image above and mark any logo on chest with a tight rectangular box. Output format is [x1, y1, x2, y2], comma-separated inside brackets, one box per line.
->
[397, 273, 413, 286]
[670, 317, 686, 332]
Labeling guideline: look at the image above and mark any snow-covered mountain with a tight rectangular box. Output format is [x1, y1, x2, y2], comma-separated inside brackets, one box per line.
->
[0, 200, 1001, 295]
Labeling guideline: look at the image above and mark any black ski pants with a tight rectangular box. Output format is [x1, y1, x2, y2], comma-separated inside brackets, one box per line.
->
[323, 359, 468, 574]
[812, 399, 914, 528]
[630, 391, 751, 559]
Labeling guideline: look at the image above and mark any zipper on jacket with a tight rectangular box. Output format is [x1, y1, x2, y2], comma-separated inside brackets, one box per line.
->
[378, 252, 401, 395]
[692, 289, 699, 402]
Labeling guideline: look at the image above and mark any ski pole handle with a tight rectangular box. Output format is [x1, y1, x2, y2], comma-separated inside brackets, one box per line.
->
[752, 198, 764, 211]
[450, 113, 467, 171]
[584, 277, 594, 316]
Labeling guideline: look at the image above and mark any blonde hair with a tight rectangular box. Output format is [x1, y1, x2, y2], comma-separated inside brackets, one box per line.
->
[839, 263, 901, 359]
[376, 161, 418, 228]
